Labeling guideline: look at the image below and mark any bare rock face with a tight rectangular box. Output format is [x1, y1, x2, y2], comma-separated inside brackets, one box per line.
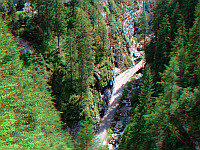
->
[19, 39, 35, 54]
[102, 87, 112, 105]
[15, 37, 35, 54]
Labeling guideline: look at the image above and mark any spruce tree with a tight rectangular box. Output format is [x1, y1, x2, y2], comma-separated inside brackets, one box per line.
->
[76, 118, 99, 150]
[170, 2, 182, 41]
[0, 84, 19, 149]
[119, 66, 155, 150]
[152, 0, 170, 36]
[145, 56, 193, 149]
[139, 66, 155, 114]
[187, 1, 200, 88]
[172, 20, 189, 88]
[137, 9, 148, 49]
[0, 17, 74, 149]
[153, 14, 172, 86]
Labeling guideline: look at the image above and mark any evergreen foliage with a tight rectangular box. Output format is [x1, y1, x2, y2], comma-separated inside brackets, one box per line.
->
[137, 8, 148, 48]
[119, 66, 155, 150]
[44, 0, 132, 126]
[0, 17, 74, 149]
[187, 1, 200, 88]
[152, 0, 170, 36]
[76, 117, 99, 150]
[172, 20, 189, 88]
[153, 14, 172, 94]
[2, 0, 199, 149]
[120, 0, 200, 149]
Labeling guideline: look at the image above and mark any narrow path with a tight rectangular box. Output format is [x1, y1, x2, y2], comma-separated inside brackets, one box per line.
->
[96, 59, 145, 144]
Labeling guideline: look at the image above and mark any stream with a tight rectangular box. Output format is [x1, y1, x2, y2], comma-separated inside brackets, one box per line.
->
[107, 0, 144, 149]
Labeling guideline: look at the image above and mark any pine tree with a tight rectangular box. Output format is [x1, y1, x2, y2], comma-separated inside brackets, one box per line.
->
[76, 118, 99, 150]
[170, 2, 182, 41]
[0, 84, 19, 149]
[145, 56, 187, 149]
[187, 1, 200, 88]
[119, 66, 155, 150]
[137, 8, 148, 49]
[139, 66, 155, 114]
[152, 0, 170, 36]
[175, 87, 199, 149]
[172, 20, 189, 88]
[153, 14, 172, 86]
[0, 17, 74, 149]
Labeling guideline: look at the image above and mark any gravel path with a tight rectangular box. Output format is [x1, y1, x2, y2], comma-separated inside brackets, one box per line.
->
[96, 59, 145, 145]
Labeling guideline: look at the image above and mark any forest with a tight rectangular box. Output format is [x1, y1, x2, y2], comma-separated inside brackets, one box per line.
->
[119, 0, 200, 149]
[0, 0, 199, 149]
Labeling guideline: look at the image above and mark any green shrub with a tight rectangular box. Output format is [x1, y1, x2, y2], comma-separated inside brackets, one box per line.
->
[127, 81, 132, 88]
[121, 88, 129, 100]
[131, 75, 137, 80]
[130, 88, 140, 105]
[107, 128, 113, 142]
[111, 122, 116, 129]
[20, 52, 32, 67]
[9, 11, 29, 35]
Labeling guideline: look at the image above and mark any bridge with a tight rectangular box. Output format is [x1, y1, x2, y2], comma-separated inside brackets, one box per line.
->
[96, 58, 145, 145]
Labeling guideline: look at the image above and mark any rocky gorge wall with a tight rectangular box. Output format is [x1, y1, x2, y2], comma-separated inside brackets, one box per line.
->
[98, 0, 155, 131]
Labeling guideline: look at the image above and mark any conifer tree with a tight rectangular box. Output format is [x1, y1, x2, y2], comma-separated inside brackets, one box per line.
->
[152, 0, 170, 36]
[175, 0, 198, 29]
[139, 66, 155, 114]
[187, 1, 200, 88]
[29, 0, 66, 53]
[54, 0, 66, 52]
[15, 54, 74, 149]
[119, 66, 155, 150]
[74, 6, 95, 97]
[175, 87, 199, 149]
[144, 37, 156, 66]
[0, 17, 74, 149]
[0, 84, 19, 149]
[170, 2, 182, 41]
[58, 3, 100, 125]
[172, 20, 189, 88]
[153, 14, 172, 85]
[53, 29, 81, 126]
[76, 118, 99, 150]
[0, 17, 34, 148]
[145, 56, 184, 149]
[138, 8, 148, 49]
